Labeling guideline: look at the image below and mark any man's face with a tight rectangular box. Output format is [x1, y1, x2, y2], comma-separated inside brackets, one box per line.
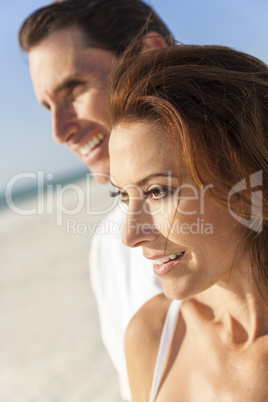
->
[29, 27, 117, 183]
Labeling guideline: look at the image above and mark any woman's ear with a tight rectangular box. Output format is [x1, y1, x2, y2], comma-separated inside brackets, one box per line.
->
[141, 31, 167, 53]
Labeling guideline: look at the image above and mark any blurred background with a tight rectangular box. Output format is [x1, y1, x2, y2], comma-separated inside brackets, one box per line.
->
[1, 0, 268, 195]
[1, 0, 268, 401]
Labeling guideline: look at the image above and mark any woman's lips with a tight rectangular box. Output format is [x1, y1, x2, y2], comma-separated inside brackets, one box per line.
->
[153, 252, 185, 276]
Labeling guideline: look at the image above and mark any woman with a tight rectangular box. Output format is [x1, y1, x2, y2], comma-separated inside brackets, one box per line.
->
[108, 45, 268, 401]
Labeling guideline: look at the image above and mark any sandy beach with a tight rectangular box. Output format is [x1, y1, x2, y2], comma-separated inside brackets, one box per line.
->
[0, 176, 124, 402]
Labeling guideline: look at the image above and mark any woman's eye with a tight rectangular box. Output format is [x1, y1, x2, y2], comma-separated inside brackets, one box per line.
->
[109, 190, 129, 203]
[145, 186, 172, 200]
[109, 186, 172, 203]
[121, 193, 129, 202]
[150, 188, 167, 199]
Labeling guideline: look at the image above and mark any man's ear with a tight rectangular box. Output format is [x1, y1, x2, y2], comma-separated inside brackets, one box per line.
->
[141, 31, 167, 53]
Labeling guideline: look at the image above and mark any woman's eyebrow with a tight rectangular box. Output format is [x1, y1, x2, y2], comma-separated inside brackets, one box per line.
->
[136, 173, 173, 186]
[110, 173, 174, 189]
[110, 179, 121, 189]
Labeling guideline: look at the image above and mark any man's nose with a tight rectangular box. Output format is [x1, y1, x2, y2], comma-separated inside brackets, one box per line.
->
[122, 207, 158, 248]
[51, 104, 79, 144]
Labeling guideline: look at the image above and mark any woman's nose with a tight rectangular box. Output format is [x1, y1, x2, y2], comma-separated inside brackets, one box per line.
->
[122, 208, 158, 248]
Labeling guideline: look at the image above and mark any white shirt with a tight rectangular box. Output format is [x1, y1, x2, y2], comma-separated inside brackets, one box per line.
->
[89, 205, 163, 401]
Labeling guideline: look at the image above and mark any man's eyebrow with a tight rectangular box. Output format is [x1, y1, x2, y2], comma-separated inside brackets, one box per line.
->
[40, 78, 86, 109]
[110, 173, 174, 188]
[54, 78, 85, 95]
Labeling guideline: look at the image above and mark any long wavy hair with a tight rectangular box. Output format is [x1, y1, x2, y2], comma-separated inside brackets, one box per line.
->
[109, 44, 268, 305]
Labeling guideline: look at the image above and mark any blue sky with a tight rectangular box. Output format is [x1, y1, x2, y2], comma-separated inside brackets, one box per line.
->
[1, 0, 268, 196]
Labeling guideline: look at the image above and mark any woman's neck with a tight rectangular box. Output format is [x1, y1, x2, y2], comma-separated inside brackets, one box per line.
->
[194, 274, 268, 346]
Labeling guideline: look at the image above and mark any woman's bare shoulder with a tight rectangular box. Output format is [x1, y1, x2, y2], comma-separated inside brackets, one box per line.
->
[125, 293, 171, 401]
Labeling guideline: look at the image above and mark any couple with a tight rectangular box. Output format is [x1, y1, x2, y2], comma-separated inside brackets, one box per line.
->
[20, 1, 268, 401]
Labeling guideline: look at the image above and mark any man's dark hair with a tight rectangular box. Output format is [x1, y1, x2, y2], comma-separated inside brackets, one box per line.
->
[19, 0, 173, 55]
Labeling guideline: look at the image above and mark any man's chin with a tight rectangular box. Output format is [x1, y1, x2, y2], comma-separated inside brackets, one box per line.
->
[91, 172, 110, 184]
[88, 166, 110, 184]
[85, 158, 110, 184]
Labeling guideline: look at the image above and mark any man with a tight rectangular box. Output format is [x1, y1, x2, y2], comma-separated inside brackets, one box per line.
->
[19, 1, 173, 399]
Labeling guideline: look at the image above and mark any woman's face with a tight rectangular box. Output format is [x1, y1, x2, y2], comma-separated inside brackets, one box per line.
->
[109, 121, 247, 300]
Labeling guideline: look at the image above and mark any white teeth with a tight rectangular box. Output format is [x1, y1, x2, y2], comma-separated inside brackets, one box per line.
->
[79, 131, 107, 155]
[80, 144, 91, 155]
[154, 252, 184, 266]
[162, 257, 170, 263]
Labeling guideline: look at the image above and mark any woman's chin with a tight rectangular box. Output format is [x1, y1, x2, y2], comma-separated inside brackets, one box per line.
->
[162, 283, 187, 301]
